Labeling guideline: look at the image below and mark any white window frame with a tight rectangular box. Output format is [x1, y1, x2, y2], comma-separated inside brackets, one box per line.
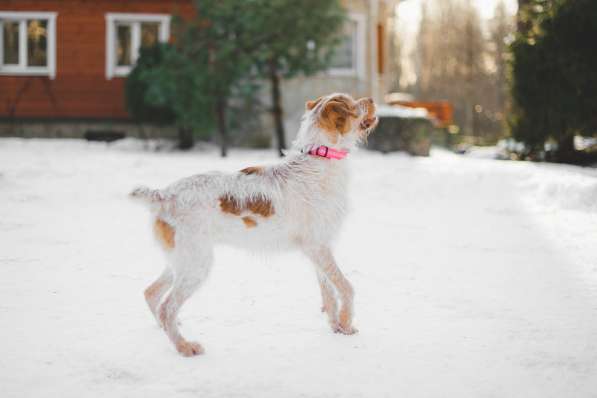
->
[0, 11, 57, 79]
[328, 12, 366, 80]
[105, 13, 170, 80]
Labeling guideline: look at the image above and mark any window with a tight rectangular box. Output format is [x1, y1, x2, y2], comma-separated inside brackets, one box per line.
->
[0, 12, 57, 78]
[329, 13, 365, 79]
[105, 13, 170, 79]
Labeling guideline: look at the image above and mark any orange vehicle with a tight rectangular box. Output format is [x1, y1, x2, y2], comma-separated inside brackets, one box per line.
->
[386, 99, 453, 128]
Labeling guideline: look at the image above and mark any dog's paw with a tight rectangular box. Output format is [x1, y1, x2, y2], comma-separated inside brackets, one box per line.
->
[176, 340, 204, 357]
[333, 323, 358, 335]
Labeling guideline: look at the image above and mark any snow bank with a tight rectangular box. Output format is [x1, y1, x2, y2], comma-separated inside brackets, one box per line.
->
[461, 144, 597, 213]
[461, 145, 504, 159]
[522, 163, 597, 213]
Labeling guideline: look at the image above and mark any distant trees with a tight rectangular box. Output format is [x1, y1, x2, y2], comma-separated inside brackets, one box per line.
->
[125, 0, 346, 156]
[387, 14, 403, 93]
[413, 0, 513, 142]
[489, 1, 514, 128]
[510, 0, 597, 161]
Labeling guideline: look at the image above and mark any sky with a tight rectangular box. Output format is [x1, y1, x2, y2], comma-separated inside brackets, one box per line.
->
[395, 0, 518, 87]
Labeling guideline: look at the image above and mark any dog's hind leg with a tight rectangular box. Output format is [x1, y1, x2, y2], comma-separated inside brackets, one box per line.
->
[144, 267, 173, 324]
[304, 245, 357, 335]
[158, 231, 213, 356]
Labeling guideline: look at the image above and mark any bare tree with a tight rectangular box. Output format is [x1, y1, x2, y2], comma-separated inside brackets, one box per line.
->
[415, 0, 486, 136]
[387, 6, 403, 92]
[489, 0, 514, 122]
[410, 0, 516, 141]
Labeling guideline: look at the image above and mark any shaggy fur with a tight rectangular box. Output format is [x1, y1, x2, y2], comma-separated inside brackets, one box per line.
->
[131, 93, 378, 356]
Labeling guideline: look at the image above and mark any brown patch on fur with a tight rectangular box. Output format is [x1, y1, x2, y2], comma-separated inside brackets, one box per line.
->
[219, 195, 275, 218]
[154, 218, 175, 249]
[246, 197, 275, 217]
[242, 216, 257, 228]
[240, 166, 264, 175]
[219, 195, 242, 215]
[317, 98, 358, 141]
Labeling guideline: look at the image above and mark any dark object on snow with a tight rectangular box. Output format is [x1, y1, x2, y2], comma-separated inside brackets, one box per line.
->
[366, 105, 434, 156]
[84, 130, 125, 142]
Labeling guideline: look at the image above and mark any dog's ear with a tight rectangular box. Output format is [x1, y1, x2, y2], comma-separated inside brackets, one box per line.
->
[306, 97, 323, 110]
[318, 100, 358, 136]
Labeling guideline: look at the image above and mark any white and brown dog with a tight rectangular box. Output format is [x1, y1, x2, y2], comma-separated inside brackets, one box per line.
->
[131, 93, 377, 356]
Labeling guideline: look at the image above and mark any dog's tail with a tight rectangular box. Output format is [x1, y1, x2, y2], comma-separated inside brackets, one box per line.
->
[129, 186, 166, 203]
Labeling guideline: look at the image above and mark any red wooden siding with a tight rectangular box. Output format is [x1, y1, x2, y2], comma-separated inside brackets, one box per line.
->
[0, 0, 194, 120]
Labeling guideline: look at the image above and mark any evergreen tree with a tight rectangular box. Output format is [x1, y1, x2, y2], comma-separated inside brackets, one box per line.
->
[182, 1, 261, 156]
[510, 0, 597, 161]
[126, 4, 257, 156]
[249, 0, 346, 156]
[126, 1, 346, 156]
[125, 42, 213, 150]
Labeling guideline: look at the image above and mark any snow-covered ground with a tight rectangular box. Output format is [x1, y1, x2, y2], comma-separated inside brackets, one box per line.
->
[1, 138, 596, 398]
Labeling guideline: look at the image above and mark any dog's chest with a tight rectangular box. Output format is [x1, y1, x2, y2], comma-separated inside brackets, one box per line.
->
[285, 161, 350, 238]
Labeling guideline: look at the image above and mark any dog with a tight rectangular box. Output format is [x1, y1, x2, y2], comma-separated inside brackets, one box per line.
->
[131, 93, 378, 356]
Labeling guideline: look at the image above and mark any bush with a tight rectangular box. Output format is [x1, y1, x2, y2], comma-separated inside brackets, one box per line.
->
[125, 45, 176, 127]
[125, 42, 216, 149]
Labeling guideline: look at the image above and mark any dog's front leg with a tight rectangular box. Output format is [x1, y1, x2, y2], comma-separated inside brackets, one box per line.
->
[316, 268, 339, 327]
[304, 245, 357, 335]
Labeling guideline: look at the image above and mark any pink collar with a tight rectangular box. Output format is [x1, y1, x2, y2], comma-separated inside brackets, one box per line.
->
[307, 145, 349, 160]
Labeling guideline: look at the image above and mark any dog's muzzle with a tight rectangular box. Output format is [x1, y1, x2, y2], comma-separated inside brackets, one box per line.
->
[360, 117, 378, 130]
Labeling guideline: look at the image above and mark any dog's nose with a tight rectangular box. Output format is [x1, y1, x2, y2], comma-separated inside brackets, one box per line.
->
[361, 117, 375, 128]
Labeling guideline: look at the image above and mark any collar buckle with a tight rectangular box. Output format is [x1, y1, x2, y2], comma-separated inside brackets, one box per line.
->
[307, 145, 348, 160]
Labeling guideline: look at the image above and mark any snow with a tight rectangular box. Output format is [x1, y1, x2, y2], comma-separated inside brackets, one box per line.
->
[376, 104, 429, 119]
[462, 144, 506, 159]
[1, 138, 596, 398]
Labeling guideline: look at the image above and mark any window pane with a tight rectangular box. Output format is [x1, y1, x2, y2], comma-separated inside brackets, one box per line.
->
[27, 19, 48, 66]
[330, 20, 357, 69]
[2, 21, 20, 65]
[116, 24, 132, 66]
[141, 22, 159, 48]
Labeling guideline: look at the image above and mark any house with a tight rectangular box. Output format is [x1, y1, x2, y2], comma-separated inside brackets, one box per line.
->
[0, 0, 398, 142]
[0, 0, 194, 138]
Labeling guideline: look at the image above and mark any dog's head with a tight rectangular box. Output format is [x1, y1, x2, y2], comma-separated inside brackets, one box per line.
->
[304, 93, 378, 147]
